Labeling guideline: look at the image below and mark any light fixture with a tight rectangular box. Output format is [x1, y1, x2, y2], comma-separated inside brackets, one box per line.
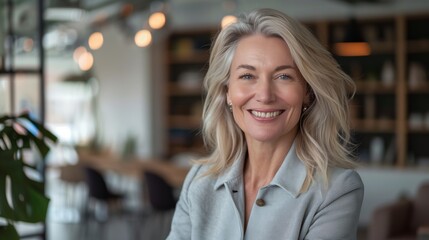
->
[73, 46, 87, 63]
[148, 12, 166, 29]
[78, 51, 94, 71]
[134, 29, 152, 47]
[88, 32, 104, 50]
[221, 15, 237, 29]
[334, 18, 371, 57]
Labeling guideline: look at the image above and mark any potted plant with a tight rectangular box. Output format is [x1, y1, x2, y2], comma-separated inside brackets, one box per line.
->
[0, 112, 57, 240]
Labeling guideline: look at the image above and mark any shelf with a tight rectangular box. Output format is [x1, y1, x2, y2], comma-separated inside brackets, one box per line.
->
[169, 83, 203, 96]
[355, 81, 396, 94]
[351, 119, 396, 133]
[166, 30, 213, 157]
[408, 82, 429, 93]
[407, 39, 429, 53]
[369, 41, 395, 54]
[169, 115, 202, 129]
[169, 51, 210, 64]
[408, 127, 429, 133]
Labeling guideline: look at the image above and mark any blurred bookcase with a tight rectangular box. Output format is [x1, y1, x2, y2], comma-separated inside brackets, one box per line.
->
[165, 29, 216, 157]
[304, 13, 429, 168]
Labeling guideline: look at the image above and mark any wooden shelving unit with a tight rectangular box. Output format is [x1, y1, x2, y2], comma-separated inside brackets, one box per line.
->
[316, 14, 429, 168]
[165, 29, 215, 157]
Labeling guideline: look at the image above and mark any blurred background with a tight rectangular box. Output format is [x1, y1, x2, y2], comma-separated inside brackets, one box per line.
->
[1, 0, 428, 239]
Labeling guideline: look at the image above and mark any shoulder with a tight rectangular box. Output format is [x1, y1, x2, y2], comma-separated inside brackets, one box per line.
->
[318, 167, 364, 206]
[328, 167, 364, 192]
[180, 163, 217, 196]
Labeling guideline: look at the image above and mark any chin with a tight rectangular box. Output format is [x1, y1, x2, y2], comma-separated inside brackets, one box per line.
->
[246, 132, 283, 143]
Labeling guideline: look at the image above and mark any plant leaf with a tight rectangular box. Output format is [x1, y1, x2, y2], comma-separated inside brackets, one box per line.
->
[26, 130, 50, 158]
[0, 151, 21, 220]
[0, 115, 13, 124]
[0, 126, 20, 150]
[20, 114, 58, 143]
[0, 151, 15, 219]
[0, 113, 55, 229]
[0, 151, 49, 222]
[0, 224, 20, 240]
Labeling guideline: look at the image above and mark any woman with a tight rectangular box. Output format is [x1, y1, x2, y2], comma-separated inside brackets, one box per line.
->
[167, 8, 363, 240]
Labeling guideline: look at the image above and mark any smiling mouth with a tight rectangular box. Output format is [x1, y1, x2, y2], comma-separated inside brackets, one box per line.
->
[250, 110, 284, 118]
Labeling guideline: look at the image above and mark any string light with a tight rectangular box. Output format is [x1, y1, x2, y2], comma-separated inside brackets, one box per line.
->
[73, 46, 87, 63]
[78, 51, 94, 71]
[88, 32, 104, 50]
[148, 12, 166, 29]
[221, 15, 237, 29]
[135, 29, 152, 47]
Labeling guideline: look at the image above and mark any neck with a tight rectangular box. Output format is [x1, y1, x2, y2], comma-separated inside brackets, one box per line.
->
[244, 136, 295, 188]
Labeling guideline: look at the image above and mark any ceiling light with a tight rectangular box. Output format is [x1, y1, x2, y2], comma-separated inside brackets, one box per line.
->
[78, 52, 94, 71]
[73, 46, 87, 63]
[148, 12, 166, 30]
[88, 32, 104, 50]
[221, 15, 237, 29]
[135, 30, 152, 47]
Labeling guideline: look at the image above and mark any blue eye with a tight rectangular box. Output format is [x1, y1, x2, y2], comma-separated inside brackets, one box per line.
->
[277, 74, 291, 80]
[239, 73, 254, 80]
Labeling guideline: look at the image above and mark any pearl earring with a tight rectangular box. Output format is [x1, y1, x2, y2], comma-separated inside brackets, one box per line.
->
[303, 106, 308, 112]
[228, 103, 232, 112]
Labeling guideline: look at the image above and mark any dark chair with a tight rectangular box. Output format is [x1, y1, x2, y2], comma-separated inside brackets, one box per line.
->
[83, 166, 127, 224]
[84, 166, 124, 203]
[144, 171, 177, 211]
[83, 166, 134, 238]
[137, 172, 177, 239]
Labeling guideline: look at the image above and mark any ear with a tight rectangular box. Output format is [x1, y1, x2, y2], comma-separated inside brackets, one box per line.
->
[226, 92, 231, 105]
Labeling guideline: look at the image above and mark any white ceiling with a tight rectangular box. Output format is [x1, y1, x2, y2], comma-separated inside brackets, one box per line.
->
[166, 0, 429, 29]
[2, 0, 428, 54]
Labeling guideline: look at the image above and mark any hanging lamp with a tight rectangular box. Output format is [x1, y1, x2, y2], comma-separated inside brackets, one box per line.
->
[334, 18, 371, 57]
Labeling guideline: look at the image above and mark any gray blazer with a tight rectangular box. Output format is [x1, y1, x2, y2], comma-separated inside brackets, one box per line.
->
[167, 143, 364, 240]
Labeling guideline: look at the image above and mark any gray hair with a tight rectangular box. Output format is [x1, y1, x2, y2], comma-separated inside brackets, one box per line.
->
[200, 8, 356, 191]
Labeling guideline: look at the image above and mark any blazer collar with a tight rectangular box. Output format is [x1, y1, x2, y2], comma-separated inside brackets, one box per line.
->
[214, 141, 307, 198]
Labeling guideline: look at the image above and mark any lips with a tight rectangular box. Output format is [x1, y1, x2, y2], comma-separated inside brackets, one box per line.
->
[249, 110, 284, 118]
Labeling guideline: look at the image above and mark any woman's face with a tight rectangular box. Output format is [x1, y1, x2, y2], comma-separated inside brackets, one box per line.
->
[227, 34, 308, 144]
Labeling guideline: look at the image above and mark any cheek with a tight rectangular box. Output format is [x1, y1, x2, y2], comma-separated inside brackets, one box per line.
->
[228, 84, 252, 106]
[280, 87, 306, 106]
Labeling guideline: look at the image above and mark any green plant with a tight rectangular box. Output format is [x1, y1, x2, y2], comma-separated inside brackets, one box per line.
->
[0, 112, 57, 240]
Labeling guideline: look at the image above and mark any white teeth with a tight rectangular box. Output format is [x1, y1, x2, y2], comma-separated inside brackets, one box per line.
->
[251, 110, 281, 118]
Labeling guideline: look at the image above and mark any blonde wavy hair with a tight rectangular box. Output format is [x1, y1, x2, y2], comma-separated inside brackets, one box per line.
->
[200, 8, 356, 191]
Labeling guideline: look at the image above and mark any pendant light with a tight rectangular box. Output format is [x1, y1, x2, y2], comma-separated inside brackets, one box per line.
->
[334, 18, 371, 57]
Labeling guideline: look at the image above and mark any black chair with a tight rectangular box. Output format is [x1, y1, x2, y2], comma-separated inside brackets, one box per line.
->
[83, 166, 134, 239]
[137, 172, 177, 239]
[84, 166, 124, 203]
[144, 171, 177, 211]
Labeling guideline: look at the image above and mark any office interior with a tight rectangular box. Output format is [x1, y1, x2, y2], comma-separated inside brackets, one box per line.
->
[0, 0, 429, 239]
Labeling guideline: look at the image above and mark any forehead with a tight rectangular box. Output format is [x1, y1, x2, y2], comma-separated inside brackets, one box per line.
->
[231, 34, 295, 68]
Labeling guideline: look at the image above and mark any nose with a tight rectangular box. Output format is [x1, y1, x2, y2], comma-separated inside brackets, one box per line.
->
[256, 78, 276, 103]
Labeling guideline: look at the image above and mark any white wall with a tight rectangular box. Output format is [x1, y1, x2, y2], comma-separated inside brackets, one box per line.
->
[92, 23, 153, 157]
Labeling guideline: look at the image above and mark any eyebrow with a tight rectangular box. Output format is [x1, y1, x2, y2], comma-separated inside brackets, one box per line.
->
[236, 64, 256, 70]
[236, 64, 295, 71]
